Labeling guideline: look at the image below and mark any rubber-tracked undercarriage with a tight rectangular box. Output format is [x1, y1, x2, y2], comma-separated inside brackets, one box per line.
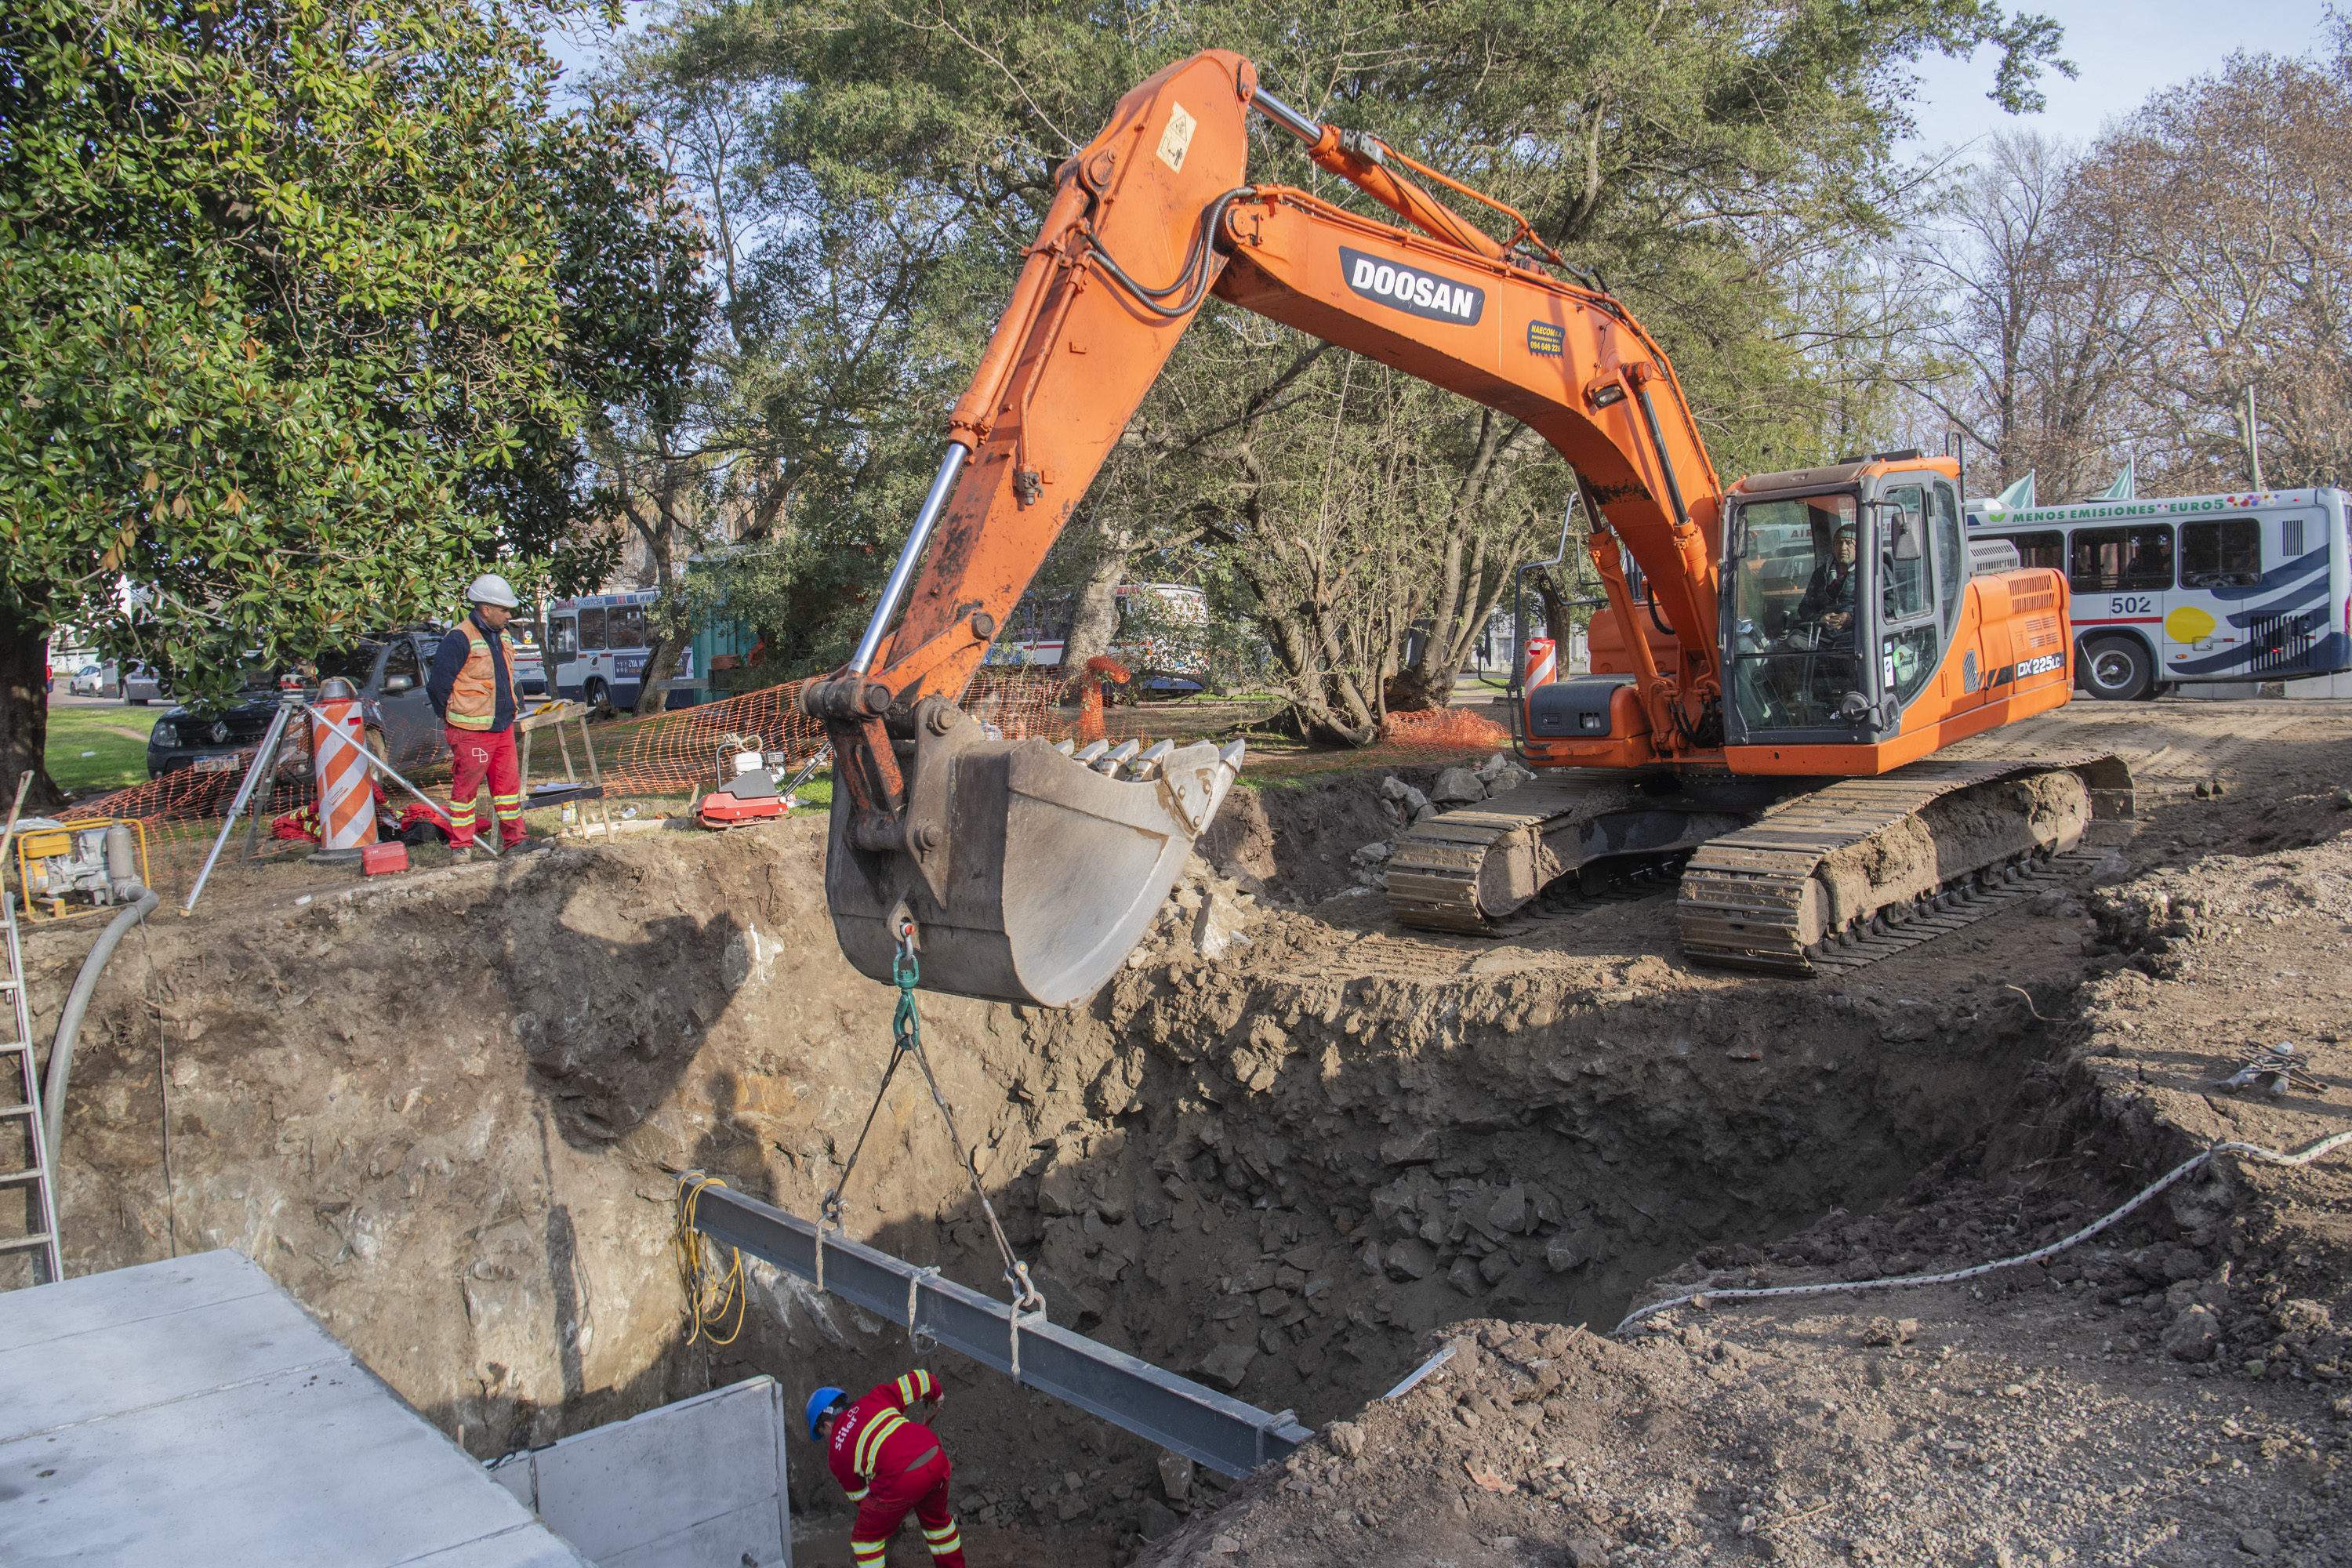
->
[1388, 753, 2134, 975]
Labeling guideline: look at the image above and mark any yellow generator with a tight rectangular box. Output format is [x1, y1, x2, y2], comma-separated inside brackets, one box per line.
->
[13, 819, 151, 922]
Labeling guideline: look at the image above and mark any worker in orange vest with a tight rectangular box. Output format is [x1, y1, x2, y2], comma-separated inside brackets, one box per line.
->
[808, 1370, 967, 1568]
[426, 574, 545, 862]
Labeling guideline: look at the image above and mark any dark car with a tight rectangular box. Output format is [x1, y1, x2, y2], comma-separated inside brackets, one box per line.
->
[145, 631, 452, 781]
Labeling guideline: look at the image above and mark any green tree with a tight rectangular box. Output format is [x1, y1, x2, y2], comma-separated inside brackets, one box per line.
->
[0, 0, 662, 808]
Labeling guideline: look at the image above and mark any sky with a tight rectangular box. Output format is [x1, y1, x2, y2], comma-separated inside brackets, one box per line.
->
[1899, 0, 2339, 158]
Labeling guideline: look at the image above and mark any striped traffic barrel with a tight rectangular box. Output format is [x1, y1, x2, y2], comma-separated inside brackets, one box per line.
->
[1523, 637, 1557, 690]
[311, 677, 376, 861]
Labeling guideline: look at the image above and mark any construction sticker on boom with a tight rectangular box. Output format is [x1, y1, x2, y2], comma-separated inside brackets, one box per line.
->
[1340, 247, 1485, 325]
[1156, 103, 1196, 172]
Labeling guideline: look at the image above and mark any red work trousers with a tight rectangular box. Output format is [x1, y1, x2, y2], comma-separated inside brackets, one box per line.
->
[851, 1450, 966, 1568]
[444, 725, 524, 848]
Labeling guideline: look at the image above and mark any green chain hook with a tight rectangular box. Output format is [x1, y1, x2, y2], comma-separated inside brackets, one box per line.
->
[892, 919, 920, 1054]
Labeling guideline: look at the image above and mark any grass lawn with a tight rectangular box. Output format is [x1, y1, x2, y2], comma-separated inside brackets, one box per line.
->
[44, 706, 155, 795]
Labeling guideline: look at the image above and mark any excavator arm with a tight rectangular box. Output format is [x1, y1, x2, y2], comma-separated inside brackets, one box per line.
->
[801, 49, 1726, 1006]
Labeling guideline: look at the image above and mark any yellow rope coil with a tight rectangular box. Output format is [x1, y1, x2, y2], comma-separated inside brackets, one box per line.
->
[675, 1172, 746, 1347]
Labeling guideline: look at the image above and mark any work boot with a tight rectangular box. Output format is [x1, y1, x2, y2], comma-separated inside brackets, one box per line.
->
[449, 847, 474, 864]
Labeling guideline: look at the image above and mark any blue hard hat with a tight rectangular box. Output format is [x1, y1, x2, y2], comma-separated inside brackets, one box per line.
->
[805, 1386, 847, 1442]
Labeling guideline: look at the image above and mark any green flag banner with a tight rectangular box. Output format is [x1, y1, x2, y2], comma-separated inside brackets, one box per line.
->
[2099, 460, 2135, 500]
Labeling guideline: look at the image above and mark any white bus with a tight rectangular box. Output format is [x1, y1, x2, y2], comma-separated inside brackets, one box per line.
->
[546, 591, 695, 710]
[1965, 488, 2352, 699]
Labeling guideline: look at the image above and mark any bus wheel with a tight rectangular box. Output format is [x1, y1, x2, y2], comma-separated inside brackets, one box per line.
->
[585, 677, 610, 713]
[2082, 635, 2153, 702]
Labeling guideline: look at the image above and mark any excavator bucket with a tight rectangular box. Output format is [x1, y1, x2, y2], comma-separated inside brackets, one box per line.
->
[825, 703, 1245, 1007]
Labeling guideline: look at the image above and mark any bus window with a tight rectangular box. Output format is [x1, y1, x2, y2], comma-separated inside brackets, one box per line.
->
[2069, 526, 2173, 593]
[2011, 531, 2064, 571]
[551, 617, 578, 659]
[610, 604, 647, 649]
[578, 607, 607, 649]
[2180, 518, 2261, 588]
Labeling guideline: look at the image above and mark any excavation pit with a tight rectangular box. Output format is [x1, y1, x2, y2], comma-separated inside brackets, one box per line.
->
[16, 764, 2103, 1562]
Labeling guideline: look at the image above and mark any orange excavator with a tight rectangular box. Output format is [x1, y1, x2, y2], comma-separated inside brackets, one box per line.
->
[800, 50, 2123, 1007]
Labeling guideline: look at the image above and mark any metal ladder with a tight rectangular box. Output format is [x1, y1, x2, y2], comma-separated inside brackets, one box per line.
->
[1, 784, 64, 1288]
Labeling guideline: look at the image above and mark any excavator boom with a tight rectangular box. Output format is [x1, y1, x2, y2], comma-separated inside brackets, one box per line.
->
[804, 49, 2090, 1004]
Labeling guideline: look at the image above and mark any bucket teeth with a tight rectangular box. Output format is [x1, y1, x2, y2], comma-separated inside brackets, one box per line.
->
[1093, 739, 1142, 775]
[1053, 739, 1077, 757]
[1126, 739, 1175, 780]
[1073, 740, 1111, 764]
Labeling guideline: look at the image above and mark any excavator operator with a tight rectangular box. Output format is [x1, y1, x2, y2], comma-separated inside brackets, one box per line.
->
[1792, 525, 1861, 648]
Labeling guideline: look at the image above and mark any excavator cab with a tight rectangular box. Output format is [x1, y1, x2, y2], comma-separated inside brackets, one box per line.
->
[1722, 458, 1970, 747]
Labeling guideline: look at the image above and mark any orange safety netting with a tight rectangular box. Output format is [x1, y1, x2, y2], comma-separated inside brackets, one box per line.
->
[45, 674, 1517, 897]
[1378, 705, 1513, 753]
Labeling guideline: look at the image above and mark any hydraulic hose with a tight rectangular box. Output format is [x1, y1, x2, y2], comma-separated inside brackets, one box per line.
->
[42, 883, 158, 1167]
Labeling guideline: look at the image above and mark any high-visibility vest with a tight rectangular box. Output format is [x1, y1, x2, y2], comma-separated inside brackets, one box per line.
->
[826, 1370, 943, 1501]
[445, 622, 515, 732]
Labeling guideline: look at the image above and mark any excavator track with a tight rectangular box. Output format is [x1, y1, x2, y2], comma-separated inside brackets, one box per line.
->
[1676, 752, 2132, 975]
[1385, 778, 1640, 934]
[1385, 751, 2132, 976]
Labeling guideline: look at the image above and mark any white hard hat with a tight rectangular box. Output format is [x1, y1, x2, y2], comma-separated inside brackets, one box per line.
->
[466, 573, 521, 608]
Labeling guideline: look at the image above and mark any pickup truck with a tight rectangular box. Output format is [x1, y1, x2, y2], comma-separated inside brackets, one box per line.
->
[144, 630, 452, 780]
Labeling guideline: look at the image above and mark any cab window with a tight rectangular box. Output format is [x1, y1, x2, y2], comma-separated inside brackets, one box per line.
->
[1933, 483, 1965, 626]
[382, 641, 421, 690]
[315, 641, 382, 688]
[1725, 491, 1864, 731]
[1878, 485, 1939, 708]
[1881, 485, 1932, 622]
[551, 616, 579, 658]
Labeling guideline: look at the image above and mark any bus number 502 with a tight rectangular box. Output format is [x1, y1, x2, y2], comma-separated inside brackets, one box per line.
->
[2107, 596, 2153, 616]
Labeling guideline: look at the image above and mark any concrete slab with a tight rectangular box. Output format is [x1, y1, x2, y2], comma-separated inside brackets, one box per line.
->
[0, 1249, 591, 1567]
[0, 1248, 275, 1354]
[488, 1377, 790, 1568]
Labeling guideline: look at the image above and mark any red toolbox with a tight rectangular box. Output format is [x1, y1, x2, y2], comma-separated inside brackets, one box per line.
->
[361, 842, 408, 876]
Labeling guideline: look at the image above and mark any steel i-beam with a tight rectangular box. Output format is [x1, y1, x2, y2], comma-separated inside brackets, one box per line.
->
[683, 1179, 1315, 1477]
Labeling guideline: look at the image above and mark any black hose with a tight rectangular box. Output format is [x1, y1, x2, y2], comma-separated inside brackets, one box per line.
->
[1646, 591, 1675, 639]
[1085, 189, 1255, 319]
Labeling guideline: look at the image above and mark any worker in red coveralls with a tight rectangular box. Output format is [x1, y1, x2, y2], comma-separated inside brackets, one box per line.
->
[426, 574, 546, 862]
[807, 1371, 967, 1568]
